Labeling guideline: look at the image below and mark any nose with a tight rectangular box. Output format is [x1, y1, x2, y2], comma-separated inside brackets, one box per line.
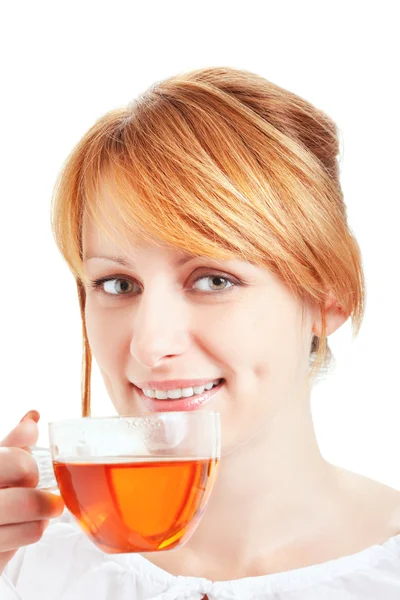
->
[129, 287, 190, 369]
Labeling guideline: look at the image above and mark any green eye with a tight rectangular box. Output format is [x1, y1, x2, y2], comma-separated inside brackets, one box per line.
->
[90, 278, 138, 295]
[192, 275, 233, 292]
[103, 279, 136, 294]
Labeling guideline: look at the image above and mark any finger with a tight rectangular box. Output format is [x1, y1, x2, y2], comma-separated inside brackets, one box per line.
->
[20, 410, 40, 424]
[0, 447, 39, 489]
[0, 412, 40, 449]
[0, 488, 64, 526]
[0, 519, 50, 552]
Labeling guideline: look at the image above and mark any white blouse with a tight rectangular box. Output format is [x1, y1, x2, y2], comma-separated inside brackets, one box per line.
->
[2, 508, 400, 599]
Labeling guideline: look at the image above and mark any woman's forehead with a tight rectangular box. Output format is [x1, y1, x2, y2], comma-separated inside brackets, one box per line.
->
[82, 212, 196, 265]
[81, 181, 274, 279]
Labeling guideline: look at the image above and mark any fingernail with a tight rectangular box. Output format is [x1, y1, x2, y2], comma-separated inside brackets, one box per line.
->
[20, 410, 40, 423]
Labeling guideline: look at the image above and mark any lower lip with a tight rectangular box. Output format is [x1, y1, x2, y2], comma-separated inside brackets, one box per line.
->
[134, 380, 224, 412]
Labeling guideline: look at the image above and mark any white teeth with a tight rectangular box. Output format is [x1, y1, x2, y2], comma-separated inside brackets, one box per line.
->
[142, 379, 222, 401]
[181, 387, 194, 397]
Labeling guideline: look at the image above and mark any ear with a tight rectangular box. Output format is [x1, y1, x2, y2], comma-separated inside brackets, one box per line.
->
[312, 292, 349, 337]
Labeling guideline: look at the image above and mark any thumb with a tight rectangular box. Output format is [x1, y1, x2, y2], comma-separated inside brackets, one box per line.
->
[0, 410, 40, 449]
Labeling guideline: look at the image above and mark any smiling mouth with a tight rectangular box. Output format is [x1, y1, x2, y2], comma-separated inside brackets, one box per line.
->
[139, 378, 223, 400]
[132, 379, 225, 412]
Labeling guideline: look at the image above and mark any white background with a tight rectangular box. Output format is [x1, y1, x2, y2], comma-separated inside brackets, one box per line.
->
[1, 2, 399, 486]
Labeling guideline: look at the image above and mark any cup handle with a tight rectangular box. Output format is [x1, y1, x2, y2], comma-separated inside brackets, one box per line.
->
[28, 446, 60, 494]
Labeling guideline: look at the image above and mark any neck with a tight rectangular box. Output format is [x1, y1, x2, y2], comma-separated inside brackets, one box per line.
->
[145, 385, 342, 578]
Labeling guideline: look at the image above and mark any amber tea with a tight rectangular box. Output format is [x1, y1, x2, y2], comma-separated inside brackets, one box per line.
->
[47, 411, 221, 552]
[53, 455, 219, 553]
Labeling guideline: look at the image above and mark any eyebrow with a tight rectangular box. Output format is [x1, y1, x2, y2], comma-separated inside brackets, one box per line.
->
[82, 254, 196, 268]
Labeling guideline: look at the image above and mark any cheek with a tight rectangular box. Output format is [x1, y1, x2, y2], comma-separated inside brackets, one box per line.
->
[193, 299, 273, 376]
[205, 294, 306, 380]
[84, 301, 128, 373]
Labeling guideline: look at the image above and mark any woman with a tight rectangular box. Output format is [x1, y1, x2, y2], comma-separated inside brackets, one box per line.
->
[1, 66, 400, 599]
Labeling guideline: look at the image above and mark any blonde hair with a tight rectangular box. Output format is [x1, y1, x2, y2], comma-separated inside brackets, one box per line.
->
[51, 66, 365, 417]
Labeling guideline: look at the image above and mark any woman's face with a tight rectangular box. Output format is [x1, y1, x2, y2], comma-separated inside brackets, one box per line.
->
[82, 204, 316, 454]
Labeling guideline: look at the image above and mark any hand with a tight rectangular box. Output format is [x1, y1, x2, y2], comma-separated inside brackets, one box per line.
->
[0, 411, 65, 576]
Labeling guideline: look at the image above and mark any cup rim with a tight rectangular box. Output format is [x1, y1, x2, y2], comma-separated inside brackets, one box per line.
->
[48, 410, 220, 428]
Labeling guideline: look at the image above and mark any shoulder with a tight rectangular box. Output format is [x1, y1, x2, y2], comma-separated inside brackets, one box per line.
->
[334, 465, 400, 541]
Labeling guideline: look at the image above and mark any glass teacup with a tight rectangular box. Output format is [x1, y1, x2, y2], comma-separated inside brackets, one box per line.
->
[30, 411, 220, 553]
